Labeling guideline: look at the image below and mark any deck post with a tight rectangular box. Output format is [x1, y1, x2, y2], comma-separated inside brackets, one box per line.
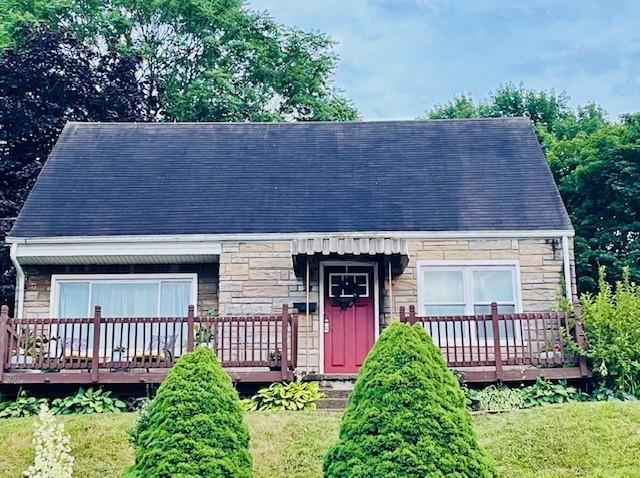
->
[572, 303, 589, 377]
[291, 311, 299, 370]
[281, 305, 289, 380]
[399, 306, 406, 323]
[187, 305, 195, 352]
[409, 305, 417, 325]
[91, 306, 101, 383]
[491, 302, 503, 381]
[0, 305, 9, 382]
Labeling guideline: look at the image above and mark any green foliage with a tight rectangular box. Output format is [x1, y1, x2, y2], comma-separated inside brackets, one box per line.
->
[577, 268, 640, 395]
[3, 0, 357, 122]
[520, 379, 582, 408]
[425, 85, 640, 293]
[590, 385, 637, 402]
[0, 391, 47, 418]
[469, 385, 525, 412]
[50, 388, 126, 415]
[125, 346, 252, 478]
[324, 322, 496, 478]
[244, 381, 324, 411]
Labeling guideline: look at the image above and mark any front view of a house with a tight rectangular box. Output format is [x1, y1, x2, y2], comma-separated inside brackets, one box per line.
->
[1, 119, 587, 385]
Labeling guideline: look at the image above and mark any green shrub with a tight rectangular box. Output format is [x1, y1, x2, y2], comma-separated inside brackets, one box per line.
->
[125, 346, 252, 478]
[324, 323, 496, 478]
[521, 379, 582, 408]
[244, 381, 324, 411]
[50, 388, 126, 415]
[470, 385, 525, 412]
[579, 267, 640, 395]
[0, 391, 47, 418]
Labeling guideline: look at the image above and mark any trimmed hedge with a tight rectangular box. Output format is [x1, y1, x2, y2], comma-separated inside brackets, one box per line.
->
[125, 346, 252, 477]
[324, 322, 496, 478]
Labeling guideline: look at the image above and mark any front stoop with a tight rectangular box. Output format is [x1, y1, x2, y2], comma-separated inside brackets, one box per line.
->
[315, 376, 356, 411]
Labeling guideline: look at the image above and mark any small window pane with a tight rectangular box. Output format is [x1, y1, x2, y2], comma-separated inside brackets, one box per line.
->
[425, 305, 465, 316]
[58, 282, 90, 317]
[473, 271, 514, 302]
[424, 271, 464, 302]
[473, 304, 516, 315]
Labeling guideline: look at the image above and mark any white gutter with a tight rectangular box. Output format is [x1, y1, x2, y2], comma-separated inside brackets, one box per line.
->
[9, 243, 25, 319]
[6, 229, 575, 245]
[562, 235, 573, 303]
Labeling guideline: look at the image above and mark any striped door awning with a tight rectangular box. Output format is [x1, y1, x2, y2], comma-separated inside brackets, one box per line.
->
[291, 237, 409, 256]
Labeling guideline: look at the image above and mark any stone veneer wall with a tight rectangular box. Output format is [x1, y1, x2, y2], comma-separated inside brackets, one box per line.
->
[21, 264, 218, 319]
[217, 241, 322, 372]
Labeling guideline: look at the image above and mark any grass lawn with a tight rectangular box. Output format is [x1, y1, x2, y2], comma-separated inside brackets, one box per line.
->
[1, 402, 639, 477]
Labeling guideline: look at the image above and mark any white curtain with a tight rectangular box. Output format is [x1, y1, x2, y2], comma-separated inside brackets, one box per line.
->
[58, 282, 90, 318]
[91, 282, 158, 317]
[160, 281, 190, 316]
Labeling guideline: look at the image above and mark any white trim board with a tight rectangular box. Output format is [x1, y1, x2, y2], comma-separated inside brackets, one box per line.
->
[6, 228, 575, 245]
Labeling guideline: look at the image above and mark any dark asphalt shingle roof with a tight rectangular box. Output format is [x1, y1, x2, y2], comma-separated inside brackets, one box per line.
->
[9, 119, 572, 237]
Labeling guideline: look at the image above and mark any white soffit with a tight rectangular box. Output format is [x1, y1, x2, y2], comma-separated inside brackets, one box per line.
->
[291, 237, 409, 256]
[14, 241, 221, 265]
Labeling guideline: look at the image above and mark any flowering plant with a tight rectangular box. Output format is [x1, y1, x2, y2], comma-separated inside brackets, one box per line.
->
[24, 404, 74, 478]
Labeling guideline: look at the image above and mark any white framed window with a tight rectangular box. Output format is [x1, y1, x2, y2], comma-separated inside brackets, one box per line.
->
[50, 274, 198, 318]
[328, 273, 369, 298]
[417, 261, 522, 344]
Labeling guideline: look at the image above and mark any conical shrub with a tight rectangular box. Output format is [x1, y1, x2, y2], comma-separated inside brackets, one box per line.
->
[125, 346, 252, 478]
[324, 322, 496, 477]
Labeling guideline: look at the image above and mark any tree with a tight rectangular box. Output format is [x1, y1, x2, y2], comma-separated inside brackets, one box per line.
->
[2, 0, 358, 122]
[425, 85, 639, 293]
[0, 26, 147, 307]
[324, 323, 496, 477]
[547, 115, 640, 291]
[126, 346, 252, 478]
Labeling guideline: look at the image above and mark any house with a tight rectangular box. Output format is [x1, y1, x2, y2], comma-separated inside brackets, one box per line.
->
[1, 119, 588, 386]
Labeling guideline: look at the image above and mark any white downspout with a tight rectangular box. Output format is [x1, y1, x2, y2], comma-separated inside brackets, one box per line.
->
[561, 236, 572, 303]
[10, 243, 25, 318]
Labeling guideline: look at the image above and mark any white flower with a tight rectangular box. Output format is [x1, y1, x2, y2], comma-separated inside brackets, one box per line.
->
[24, 404, 74, 478]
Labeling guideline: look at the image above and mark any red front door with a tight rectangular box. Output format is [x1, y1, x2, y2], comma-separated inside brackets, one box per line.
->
[324, 265, 376, 373]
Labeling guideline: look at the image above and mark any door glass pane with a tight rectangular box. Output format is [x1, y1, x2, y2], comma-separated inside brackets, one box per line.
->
[473, 270, 514, 302]
[424, 270, 464, 302]
[58, 282, 90, 317]
[160, 281, 191, 316]
[424, 305, 465, 316]
[91, 282, 158, 317]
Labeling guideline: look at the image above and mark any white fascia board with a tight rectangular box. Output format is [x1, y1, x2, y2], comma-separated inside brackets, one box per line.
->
[6, 229, 575, 245]
[13, 240, 221, 260]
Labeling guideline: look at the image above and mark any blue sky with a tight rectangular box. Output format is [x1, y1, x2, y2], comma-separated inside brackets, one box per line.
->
[248, 0, 640, 121]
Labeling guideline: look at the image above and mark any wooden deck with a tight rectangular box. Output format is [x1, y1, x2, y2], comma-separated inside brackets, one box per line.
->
[0, 305, 298, 384]
[399, 303, 590, 382]
[0, 303, 589, 386]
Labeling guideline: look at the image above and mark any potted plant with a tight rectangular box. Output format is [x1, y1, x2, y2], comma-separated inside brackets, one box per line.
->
[112, 346, 127, 363]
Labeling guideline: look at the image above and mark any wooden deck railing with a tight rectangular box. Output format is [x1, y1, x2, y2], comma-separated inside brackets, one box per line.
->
[0, 305, 298, 384]
[400, 302, 589, 382]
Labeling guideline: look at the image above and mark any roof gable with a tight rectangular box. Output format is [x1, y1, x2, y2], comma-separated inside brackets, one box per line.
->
[10, 119, 572, 238]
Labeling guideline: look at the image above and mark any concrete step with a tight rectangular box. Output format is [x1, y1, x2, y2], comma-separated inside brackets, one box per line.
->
[316, 397, 349, 410]
[322, 389, 352, 399]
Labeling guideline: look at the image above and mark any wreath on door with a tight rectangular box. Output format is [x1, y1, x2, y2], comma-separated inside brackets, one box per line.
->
[333, 275, 361, 310]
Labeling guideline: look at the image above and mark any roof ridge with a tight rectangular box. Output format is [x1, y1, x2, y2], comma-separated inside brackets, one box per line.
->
[65, 117, 532, 127]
